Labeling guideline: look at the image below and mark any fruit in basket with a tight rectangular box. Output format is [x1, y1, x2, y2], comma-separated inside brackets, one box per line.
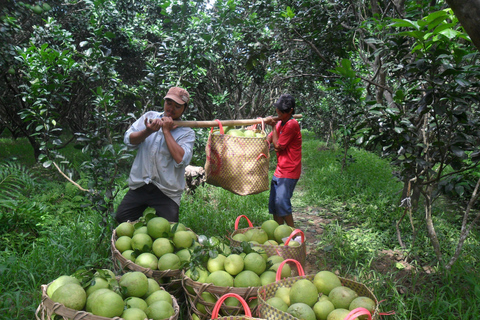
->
[120, 272, 149, 298]
[47, 275, 80, 297]
[86, 277, 109, 296]
[146, 300, 175, 320]
[131, 233, 153, 252]
[135, 252, 158, 270]
[227, 129, 244, 137]
[171, 222, 187, 232]
[326, 308, 351, 320]
[176, 248, 191, 263]
[224, 254, 245, 276]
[158, 252, 181, 270]
[267, 297, 289, 312]
[232, 233, 248, 242]
[275, 286, 291, 306]
[121, 307, 148, 320]
[147, 217, 171, 239]
[328, 286, 358, 309]
[145, 289, 172, 306]
[234, 270, 261, 287]
[244, 252, 266, 275]
[267, 255, 285, 265]
[133, 226, 148, 235]
[207, 253, 226, 272]
[313, 270, 342, 295]
[115, 236, 132, 252]
[152, 237, 174, 257]
[88, 289, 124, 317]
[143, 278, 161, 299]
[264, 240, 279, 245]
[274, 224, 293, 244]
[270, 262, 291, 279]
[196, 292, 216, 314]
[290, 279, 319, 307]
[122, 249, 136, 262]
[244, 130, 256, 138]
[260, 270, 276, 285]
[349, 296, 376, 315]
[251, 246, 268, 261]
[51, 283, 86, 310]
[287, 303, 316, 320]
[261, 220, 279, 240]
[116, 222, 135, 237]
[173, 230, 194, 248]
[206, 270, 234, 287]
[313, 299, 335, 320]
[125, 296, 148, 311]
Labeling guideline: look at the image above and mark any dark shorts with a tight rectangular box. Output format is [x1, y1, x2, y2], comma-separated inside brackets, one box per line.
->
[268, 176, 298, 217]
[115, 184, 179, 223]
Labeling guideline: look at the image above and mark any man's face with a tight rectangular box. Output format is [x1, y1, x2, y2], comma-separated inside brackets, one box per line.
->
[276, 108, 291, 122]
[164, 98, 186, 119]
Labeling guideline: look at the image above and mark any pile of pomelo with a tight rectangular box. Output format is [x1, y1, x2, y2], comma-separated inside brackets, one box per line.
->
[46, 270, 177, 320]
[232, 219, 301, 247]
[213, 126, 266, 138]
[262, 270, 376, 320]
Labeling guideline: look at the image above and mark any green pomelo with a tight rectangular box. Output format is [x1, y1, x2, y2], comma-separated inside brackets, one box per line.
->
[158, 253, 181, 271]
[219, 243, 232, 256]
[349, 296, 376, 315]
[147, 217, 171, 239]
[196, 292, 216, 314]
[232, 233, 248, 242]
[327, 308, 352, 320]
[259, 270, 277, 286]
[270, 262, 291, 279]
[135, 252, 158, 270]
[290, 279, 319, 307]
[287, 240, 301, 247]
[142, 278, 161, 299]
[185, 267, 209, 283]
[115, 236, 132, 253]
[313, 300, 335, 320]
[243, 229, 256, 241]
[186, 230, 197, 241]
[131, 233, 153, 252]
[116, 222, 135, 237]
[121, 308, 148, 320]
[261, 220, 279, 240]
[244, 130, 256, 138]
[47, 275, 80, 298]
[125, 296, 148, 311]
[206, 270, 234, 287]
[42, 3, 52, 11]
[267, 255, 285, 265]
[173, 230, 193, 249]
[274, 287, 291, 306]
[86, 277, 109, 296]
[171, 222, 187, 232]
[249, 229, 268, 244]
[122, 249, 136, 262]
[251, 246, 268, 261]
[152, 237, 174, 258]
[274, 225, 293, 244]
[233, 270, 261, 288]
[224, 254, 245, 276]
[264, 240, 279, 245]
[133, 226, 148, 235]
[86, 289, 111, 312]
[319, 294, 330, 302]
[94, 269, 116, 280]
[267, 297, 289, 312]
[89, 289, 124, 317]
[287, 303, 316, 320]
[243, 252, 266, 275]
[176, 248, 191, 263]
[32, 5, 43, 14]
[120, 272, 149, 298]
[145, 289, 172, 306]
[227, 129, 244, 137]
[51, 283, 86, 311]
[146, 300, 174, 320]
[328, 286, 358, 309]
[313, 270, 342, 295]
[207, 254, 226, 272]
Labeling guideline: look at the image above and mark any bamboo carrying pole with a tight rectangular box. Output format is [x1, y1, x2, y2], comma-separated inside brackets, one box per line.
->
[170, 114, 303, 128]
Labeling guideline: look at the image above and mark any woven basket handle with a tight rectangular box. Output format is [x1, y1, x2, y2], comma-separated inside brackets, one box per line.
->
[234, 215, 253, 230]
[283, 229, 305, 245]
[210, 119, 224, 134]
[211, 293, 252, 319]
[275, 259, 305, 281]
[345, 307, 372, 320]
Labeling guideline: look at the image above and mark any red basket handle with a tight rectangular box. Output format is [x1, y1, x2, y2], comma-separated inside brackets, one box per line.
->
[283, 229, 305, 245]
[210, 119, 224, 134]
[211, 293, 252, 319]
[275, 259, 305, 281]
[345, 307, 372, 320]
[234, 215, 253, 230]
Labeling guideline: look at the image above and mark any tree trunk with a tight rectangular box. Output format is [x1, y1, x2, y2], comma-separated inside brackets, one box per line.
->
[423, 186, 442, 261]
[446, 0, 480, 52]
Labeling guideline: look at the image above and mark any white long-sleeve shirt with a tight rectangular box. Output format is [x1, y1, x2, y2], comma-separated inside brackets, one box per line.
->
[124, 111, 195, 205]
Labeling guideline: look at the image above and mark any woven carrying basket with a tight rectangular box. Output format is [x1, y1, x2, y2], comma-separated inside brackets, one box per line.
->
[257, 260, 379, 320]
[35, 279, 180, 320]
[230, 215, 306, 267]
[204, 120, 270, 196]
[210, 293, 266, 320]
[182, 273, 260, 320]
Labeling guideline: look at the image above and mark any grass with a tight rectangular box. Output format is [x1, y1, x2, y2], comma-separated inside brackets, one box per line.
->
[1, 130, 480, 319]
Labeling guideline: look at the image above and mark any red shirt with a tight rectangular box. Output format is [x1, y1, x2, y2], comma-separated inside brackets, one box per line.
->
[270, 118, 302, 179]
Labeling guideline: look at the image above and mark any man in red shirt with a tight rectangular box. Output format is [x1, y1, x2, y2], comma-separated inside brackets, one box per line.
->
[265, 94, 302, 227]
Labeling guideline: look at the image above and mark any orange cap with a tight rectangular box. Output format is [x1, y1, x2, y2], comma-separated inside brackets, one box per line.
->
[164, 87, 190, 105]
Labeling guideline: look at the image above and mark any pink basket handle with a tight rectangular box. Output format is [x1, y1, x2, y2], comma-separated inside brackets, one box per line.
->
[211, 293, 252, 319]
[210, 119, 224, 134]
[275, 259, 305, 281]
[234, 215, 253, 230]
[283, 229, 305, 245]
[345, 307, 372, 320]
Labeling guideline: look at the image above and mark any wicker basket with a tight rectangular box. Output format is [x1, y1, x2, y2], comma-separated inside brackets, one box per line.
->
[257, 260, 379, 320]
[35, 279, 180, 320]
[210, 293, 266, 320]
[230, 215, 306, 267]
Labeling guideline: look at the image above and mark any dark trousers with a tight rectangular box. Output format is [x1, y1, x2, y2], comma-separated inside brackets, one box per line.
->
[115, 184, 179, 223]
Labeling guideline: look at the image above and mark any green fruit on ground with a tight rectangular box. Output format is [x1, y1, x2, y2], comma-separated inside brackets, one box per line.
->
[142, 278, 161, 299]
[275, 287, 291, 306]
[267, 297, 289, 312]
[125, 296, 148, 311]
[42, 3, 52, 11]
[51, 283, 86, 310]
[207, 254, 226, 272]
[313, 270, 342, 295]
[131, 233, 153, 252]
[327, 308, 351, 320]
[86, 277, 109, 296]
[267, 255, 284, 265]
[135, 252, 158, 270]
[47, 275, 80, 297]
[145, 289, 172, 306]
[119, 272, 149, 298]
[233, 270, 261, 287]
[115, 236, 132, 252]
[206, 270, 234, 287]
[146, 300, 174, 320]
[173, 230, 193, 249]
[157, 252, 181, 270]
[249, 229, 269, 244]
[349, 296, 376, 315]
[261, 220, 280, 240]
[152, 237, 174, 258]
[7, 68, 15, 75]
[32, 5, 43, 14]
[89, 289, 124, 317]
[116, 222, 135, 237]
[196, 292, 216, 314]
[147, 217, 171, 239]
[243, 252, 266, 275]
[290, 279, 319, 307]
[328, 286, 358, 309]
[264, 240, 279, 245]
[122, 249, 136, 262]
[313, 300, 336, 320]
[133, 226, 148, 235]
[232, 233, 248, 242]
[176, 248, 191, 263]
[270, 262, 291, 279]
[287, 303, 316, 320]
[224, 254, 244, 276]
[274, 225, 293, 244]
[121, 308, 148, 320]
[260, 270, 277, 285]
